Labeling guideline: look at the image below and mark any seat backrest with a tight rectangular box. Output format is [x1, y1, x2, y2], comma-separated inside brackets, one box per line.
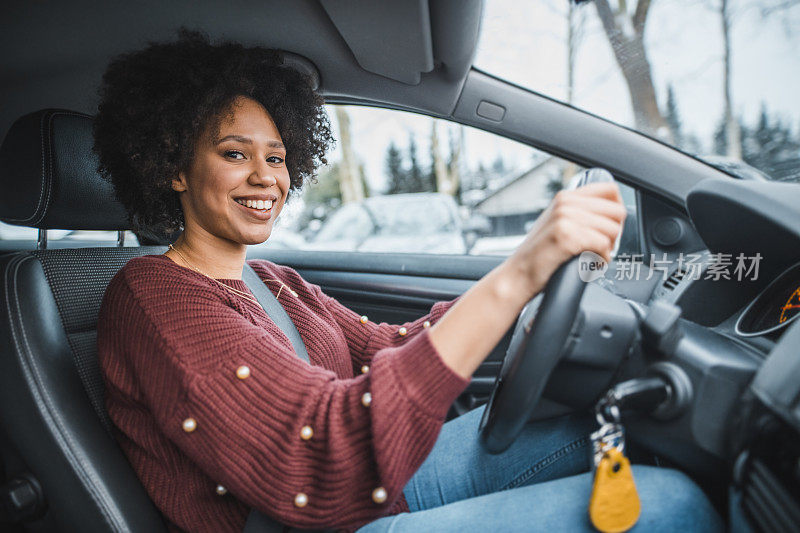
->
[0, 110, 169, 532]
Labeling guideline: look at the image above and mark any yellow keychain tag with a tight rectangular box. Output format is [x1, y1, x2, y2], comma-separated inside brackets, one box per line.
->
[589, 447, 641, 532]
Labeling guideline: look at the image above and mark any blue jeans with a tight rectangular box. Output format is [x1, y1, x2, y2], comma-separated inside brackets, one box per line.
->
[358, 406, 723, 532]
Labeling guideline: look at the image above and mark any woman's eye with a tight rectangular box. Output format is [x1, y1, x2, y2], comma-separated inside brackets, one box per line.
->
[267, 156, 284, 164]
[224, 150, 245, 160]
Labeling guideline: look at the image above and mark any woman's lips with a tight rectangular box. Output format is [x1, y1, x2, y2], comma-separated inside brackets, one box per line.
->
[234, 198, 273, 221]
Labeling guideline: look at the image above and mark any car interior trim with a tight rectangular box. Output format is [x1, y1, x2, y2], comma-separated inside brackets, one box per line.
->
[452, 70, 726, 207]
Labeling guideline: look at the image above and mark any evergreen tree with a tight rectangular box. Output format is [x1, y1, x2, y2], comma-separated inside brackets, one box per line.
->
[301, 162, 343, 228]
[682, 133, 703, 155]
[713, 116, 728, 156]
[407, 136, 425, 192]
[385, 141, 405, 194]
[754, 105, 771, 154]
[665, 84, 683, 148]
[473, 162, 489, 190]
[385, 137, 434, 194]
[713, 104, 800, 183]
[744, 107, 800, 182]
[491, 155, 507, 175]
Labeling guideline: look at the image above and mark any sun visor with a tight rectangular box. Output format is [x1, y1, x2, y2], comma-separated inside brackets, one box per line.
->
[282, 52, 321, 91]
[320, 0, 482, 85]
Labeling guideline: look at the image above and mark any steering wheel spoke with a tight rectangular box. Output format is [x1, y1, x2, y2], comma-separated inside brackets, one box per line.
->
[479, 256, 640, 454]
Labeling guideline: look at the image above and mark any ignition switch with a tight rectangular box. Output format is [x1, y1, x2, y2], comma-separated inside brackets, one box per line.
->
[597, 361, 693, 422]
[641, 300, 683, 357]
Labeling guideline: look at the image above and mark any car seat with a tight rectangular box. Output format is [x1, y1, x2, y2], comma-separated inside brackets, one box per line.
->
[0, 109, 169, 531]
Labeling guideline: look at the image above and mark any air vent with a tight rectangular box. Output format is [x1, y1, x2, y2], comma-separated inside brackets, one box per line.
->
[742, 458, 800, 531]
[663, 267, 687, 291]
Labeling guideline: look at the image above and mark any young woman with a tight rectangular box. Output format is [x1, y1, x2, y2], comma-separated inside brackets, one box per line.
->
[95, 30, 721, 532]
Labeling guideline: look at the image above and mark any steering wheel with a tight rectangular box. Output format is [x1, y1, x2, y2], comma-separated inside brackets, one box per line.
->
[478, 255, 587, 453]
[479, 168, 619, 454]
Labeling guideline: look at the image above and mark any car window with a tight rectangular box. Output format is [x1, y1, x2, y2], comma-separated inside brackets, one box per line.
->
[0, 221, 139, 247]
[268, 104, 639, 257]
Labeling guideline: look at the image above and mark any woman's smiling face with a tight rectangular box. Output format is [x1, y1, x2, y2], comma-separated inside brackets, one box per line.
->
[171, 95, 290, 246]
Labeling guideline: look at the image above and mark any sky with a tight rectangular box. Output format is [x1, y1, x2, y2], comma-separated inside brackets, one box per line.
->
[301, 0, 800, 200]
[475, 0, 800, 147]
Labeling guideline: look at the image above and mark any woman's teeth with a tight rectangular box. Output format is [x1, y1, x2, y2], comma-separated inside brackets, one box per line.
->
[236, 198, 273, 210]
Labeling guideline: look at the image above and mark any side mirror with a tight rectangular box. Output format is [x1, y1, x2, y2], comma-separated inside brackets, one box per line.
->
[461, 213, 492, 253]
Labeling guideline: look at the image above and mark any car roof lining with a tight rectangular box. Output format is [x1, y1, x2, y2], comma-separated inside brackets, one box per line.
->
[0, 0, 483, 139]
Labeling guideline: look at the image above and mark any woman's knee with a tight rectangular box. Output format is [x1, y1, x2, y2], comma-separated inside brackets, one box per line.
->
[633, 466, 724, 532]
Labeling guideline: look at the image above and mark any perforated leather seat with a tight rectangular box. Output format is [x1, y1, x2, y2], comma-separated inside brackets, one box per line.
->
[0, 110, 169, 531]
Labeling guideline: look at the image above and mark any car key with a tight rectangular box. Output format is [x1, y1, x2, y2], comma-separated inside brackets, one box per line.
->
[589, 397, 641, 532]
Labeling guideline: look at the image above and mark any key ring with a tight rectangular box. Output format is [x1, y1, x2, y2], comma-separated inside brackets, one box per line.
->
[591, 391, 626, 463]
[595, 402, 621, 428]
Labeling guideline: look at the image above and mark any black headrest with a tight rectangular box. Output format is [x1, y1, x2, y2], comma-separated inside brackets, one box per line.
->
[0, 109, 129, 230]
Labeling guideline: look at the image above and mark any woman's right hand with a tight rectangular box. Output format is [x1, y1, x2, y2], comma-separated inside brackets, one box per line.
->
[506, 182, 627, 299]
[428, 181, 627, 380]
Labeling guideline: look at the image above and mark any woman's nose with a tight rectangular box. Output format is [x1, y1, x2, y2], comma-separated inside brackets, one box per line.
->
[249, 161, 277, 186]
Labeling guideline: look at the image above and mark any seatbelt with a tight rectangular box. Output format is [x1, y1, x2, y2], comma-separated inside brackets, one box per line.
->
[240, 264, 330, 533]
[242, 264, 310, 363]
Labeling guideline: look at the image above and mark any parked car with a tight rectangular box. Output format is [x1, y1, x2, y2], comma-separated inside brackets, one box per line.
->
[303, 193, 468, 254]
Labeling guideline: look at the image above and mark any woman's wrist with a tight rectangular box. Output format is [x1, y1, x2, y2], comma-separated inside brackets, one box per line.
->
[496, 257, 544, 304]
[428, 259, 538, 379]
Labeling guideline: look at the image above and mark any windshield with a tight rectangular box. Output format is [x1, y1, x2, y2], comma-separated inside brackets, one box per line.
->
[475, 0, 800, 183]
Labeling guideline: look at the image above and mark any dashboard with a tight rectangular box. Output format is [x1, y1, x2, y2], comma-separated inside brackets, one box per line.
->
[601, 179, 800, 473]
[597, 178, 800, 364]
[736, 261, 800, 337]
[643, 251, 800, 345]
[653, 179, 800, 348]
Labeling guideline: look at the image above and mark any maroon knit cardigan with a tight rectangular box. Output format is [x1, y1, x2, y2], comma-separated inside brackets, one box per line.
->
[97, 254, 467, 532]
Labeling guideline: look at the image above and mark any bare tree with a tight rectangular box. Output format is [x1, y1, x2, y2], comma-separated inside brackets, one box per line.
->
[593, 0, 670, 138]
[720, 0, 741, 158]
[333, 107, 366, 204]
[431, 121, 455, 196]
[566, 2, 587, 105]
[759, 0, 799, 48]
[715, 0, 798, 158]
[563, 2, 586, 184]
[447, 126, 463, 197]
[760, 0, 799, 16]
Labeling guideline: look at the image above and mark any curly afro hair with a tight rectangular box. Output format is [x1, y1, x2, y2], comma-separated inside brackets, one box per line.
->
[93, 29, 333, 233]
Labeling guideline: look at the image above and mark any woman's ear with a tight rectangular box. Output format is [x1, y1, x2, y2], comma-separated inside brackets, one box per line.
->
[171, 172, 188, 192]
